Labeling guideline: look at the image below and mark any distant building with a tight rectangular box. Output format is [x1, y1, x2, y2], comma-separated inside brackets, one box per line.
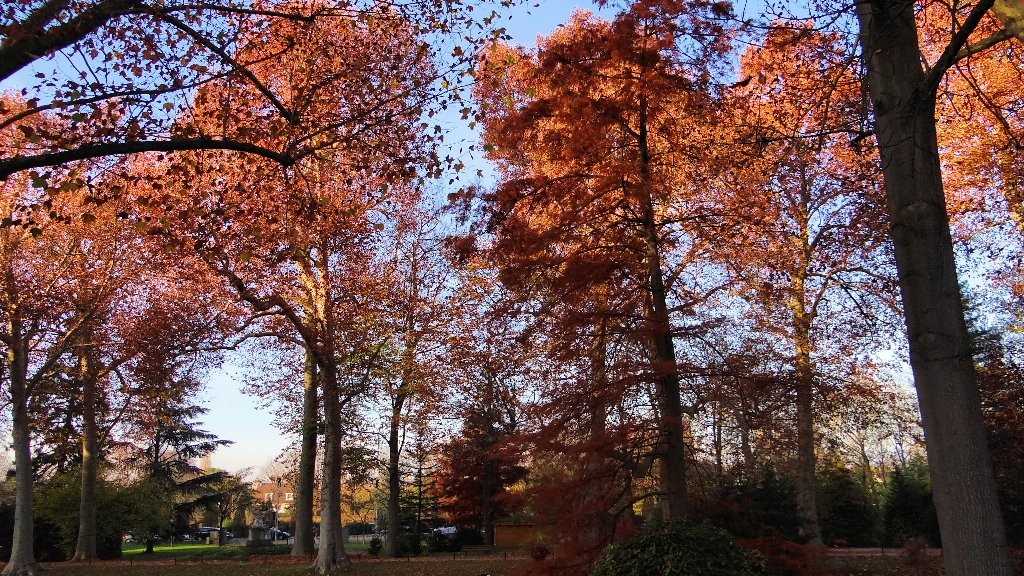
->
[253, 480, 294, 520]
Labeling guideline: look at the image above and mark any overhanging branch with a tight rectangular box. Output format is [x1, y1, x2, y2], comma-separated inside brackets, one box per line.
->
[0, 138, 294, 180]
[0, 0, 140, 82]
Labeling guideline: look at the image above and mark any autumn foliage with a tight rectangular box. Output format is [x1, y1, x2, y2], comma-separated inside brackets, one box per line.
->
[2, 0, 1024, 575]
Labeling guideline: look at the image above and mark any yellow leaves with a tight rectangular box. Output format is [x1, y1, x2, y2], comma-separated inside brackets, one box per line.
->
[992, 0, 1024, 43]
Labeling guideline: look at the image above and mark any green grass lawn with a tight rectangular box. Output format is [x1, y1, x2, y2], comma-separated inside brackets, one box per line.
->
[121, 542, 257, 561]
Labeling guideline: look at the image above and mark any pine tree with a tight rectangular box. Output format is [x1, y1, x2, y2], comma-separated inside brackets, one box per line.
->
[135, 400, 231, 552]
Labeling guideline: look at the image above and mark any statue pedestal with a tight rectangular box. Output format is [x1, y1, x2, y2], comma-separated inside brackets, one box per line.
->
[248, 526, 268, 544]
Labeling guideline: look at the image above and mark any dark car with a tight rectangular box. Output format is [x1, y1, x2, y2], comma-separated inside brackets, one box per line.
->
[196, 527, 222, 541]
[268, 528, 291, 540]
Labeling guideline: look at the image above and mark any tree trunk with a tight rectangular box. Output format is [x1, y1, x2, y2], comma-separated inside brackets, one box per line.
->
[218, 506, 227, 546]
[313, 366, 349, 574]
[292, 349, 318, 557]
[736, 404, 754, 476]
[712, 410, 724, 483]
[73, 337, 99, 561]
[793, 311, 821, 544]
[3, 334, 39, 576]
[575, 329, 614, 561]
[386, 324, 417, 557]
[481, 457, 496, 546]
[385, 392, 405, 556]
[644, 201, 688, 522]
[858, 436, 876, 495]
[72, 383, 100, 560]
[857, 3, 1012, 573]
[638, 95, 688, 521]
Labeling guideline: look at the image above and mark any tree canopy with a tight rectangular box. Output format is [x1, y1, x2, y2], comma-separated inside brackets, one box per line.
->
[2, 0, 1023, 575]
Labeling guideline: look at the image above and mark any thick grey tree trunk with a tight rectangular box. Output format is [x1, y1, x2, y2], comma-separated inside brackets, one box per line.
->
[313, 365, 349, 574]
[292, 349, 318, 556]
[73, 335, 99, 561]
[793, 313, 821, 544]
[4, 333, 38, 576]
[857, 2, 1013, 573]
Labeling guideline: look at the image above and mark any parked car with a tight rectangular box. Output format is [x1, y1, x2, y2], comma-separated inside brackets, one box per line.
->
[196, 526, 225, 542]
[268, 528, 291, 540]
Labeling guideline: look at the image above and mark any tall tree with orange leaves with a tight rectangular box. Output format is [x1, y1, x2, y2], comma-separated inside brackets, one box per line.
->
[472, 0, 732, 522]
[67, 245, 237, 562]
[132, 8, 434, 572]
[433, 268, 531, 548]
[0, 147, 236, 566]
[376, 209, 454, 557]
[711, 24, 894, 543]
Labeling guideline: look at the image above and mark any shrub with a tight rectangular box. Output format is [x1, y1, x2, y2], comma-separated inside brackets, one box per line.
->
[738, 530, 835, 576]
[96, 531, 123, 560]
[710, 467, 801, 541]
[33, 516, 66, 561]
[817, 465, 880, 547]
[458, 527, 485, 546]
[368, 537, 382, 555]
[591, 520, 768, 576]
[244, 541, 291, 556]
[32, 472, 138, 560]
[395, 533, 422, 556]
[428, 531, 461, 553]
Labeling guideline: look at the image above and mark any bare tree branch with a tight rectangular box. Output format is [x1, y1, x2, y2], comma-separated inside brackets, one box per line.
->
[923, 0, 997, 98]
[154, 11, 296, 122]
[157, 3, 315, 21]
[0, 0, 141, 82]
[954, 28, 1013, 61]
